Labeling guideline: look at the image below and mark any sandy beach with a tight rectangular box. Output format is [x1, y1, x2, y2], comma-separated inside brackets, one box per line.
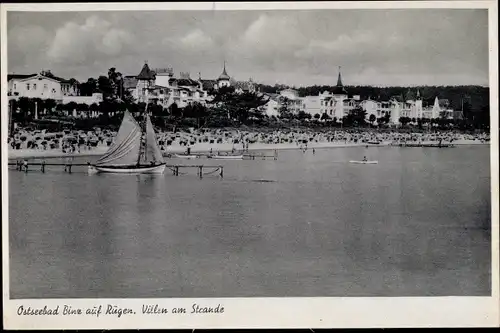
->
[7, 124, 490, 161]
[7, 138, 489, 160]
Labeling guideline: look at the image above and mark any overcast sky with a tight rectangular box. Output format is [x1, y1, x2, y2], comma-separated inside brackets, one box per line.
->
[7, 9, 489, 87]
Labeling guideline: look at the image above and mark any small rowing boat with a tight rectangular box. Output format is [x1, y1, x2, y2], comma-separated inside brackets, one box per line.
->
[174, 154, 199, 159]
[349, 160, 378, 164]
[209, 155, 244, 160]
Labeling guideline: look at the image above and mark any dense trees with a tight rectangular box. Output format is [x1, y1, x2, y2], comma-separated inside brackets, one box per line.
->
[10, 98, 60, 121]
[182, 102, 208, 128]
[78, 78, 98, 96]
[343, 107, 367, 127]
[297, 111, 312, 121]
[369, 114, 376, 126]
[277, 97, 293, 120]
[77, 67, 132, 104]
[207, 87, 269, 125]
[169, 102, 182, 118]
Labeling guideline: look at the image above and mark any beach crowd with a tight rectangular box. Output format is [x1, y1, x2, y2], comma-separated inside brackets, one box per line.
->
[8, 126, 491, 159]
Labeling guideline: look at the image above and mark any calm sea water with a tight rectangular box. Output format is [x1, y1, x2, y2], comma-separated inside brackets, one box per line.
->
[9, 146, 491, 298]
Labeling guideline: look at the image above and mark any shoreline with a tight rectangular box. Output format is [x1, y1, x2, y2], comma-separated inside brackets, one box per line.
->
[7, 139, 489, 160]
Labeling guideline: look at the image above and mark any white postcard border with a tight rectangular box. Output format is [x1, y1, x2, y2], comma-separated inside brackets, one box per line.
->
[2, 1, 498, 329]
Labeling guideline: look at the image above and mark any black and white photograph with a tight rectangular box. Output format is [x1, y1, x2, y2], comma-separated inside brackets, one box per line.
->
[2, 1, 498, 329]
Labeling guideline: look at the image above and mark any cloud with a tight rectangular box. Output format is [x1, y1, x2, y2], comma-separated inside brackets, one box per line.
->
[295, 31, 376, 59]
[242, 15, 302, 47]
[8, 25, 52, 73]
[7, 10, 489, 87]
[161, 28, 216, 61]
[9, 25, 50, 53]
[179, 29, 214, 49]
[47, 15, 135, 64]
[235, 14, 305, 59]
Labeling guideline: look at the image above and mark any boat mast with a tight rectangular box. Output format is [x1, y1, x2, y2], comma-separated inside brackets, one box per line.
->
[8, 99, 13, 137]
[136, 61, 156, 165]
[137, 88, 149, 165]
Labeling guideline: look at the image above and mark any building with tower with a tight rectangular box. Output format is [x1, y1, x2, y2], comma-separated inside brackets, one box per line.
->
[296, 68, 452, 125]
[124, 63, 209, 108]
[299, 67, 350, 120]
[316, 67, 349, 119]
[135, 62, 156, 103]
[216, 62, 231, 89]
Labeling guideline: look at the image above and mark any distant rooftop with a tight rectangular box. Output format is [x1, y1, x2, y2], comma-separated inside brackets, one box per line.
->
[8, 71, 74, 84]
[8, 74, 36, 81]
[137, 63, 156, 80]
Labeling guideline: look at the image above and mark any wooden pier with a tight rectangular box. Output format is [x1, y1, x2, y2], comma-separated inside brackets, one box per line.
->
[8, 161, 87, 173]
[8, 161, 224, 178]
[243, 151, 278, 160]
[165, 150, 278, 160]
[165, 165, 223, 179]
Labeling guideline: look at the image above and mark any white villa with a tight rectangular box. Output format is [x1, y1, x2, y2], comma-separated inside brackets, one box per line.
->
[363, 92, 455, 125]
[8, 71, 78, 101]
[260, 68, 456, 125]
[7, 70, 104, 107]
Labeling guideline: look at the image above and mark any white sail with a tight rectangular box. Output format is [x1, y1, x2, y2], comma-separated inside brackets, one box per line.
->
[96, 110, 142, 166]
[141, 114, 164, 164]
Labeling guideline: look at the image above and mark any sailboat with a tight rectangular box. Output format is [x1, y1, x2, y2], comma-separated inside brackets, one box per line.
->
[88, 109, 166, 174]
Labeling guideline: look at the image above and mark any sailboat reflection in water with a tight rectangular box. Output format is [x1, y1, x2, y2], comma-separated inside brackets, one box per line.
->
[88, 109, 165, 174]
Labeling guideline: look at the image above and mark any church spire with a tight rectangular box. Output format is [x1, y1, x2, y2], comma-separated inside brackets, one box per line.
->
[332, 66, 348, 96]
[222, 60, 228, 76]
[218, 60, 230, 80]
[336, 66, 343, 87]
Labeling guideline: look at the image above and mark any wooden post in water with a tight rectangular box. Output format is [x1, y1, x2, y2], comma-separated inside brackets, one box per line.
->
[175, 166, 179, 176]
[64, 162, 73, 173]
